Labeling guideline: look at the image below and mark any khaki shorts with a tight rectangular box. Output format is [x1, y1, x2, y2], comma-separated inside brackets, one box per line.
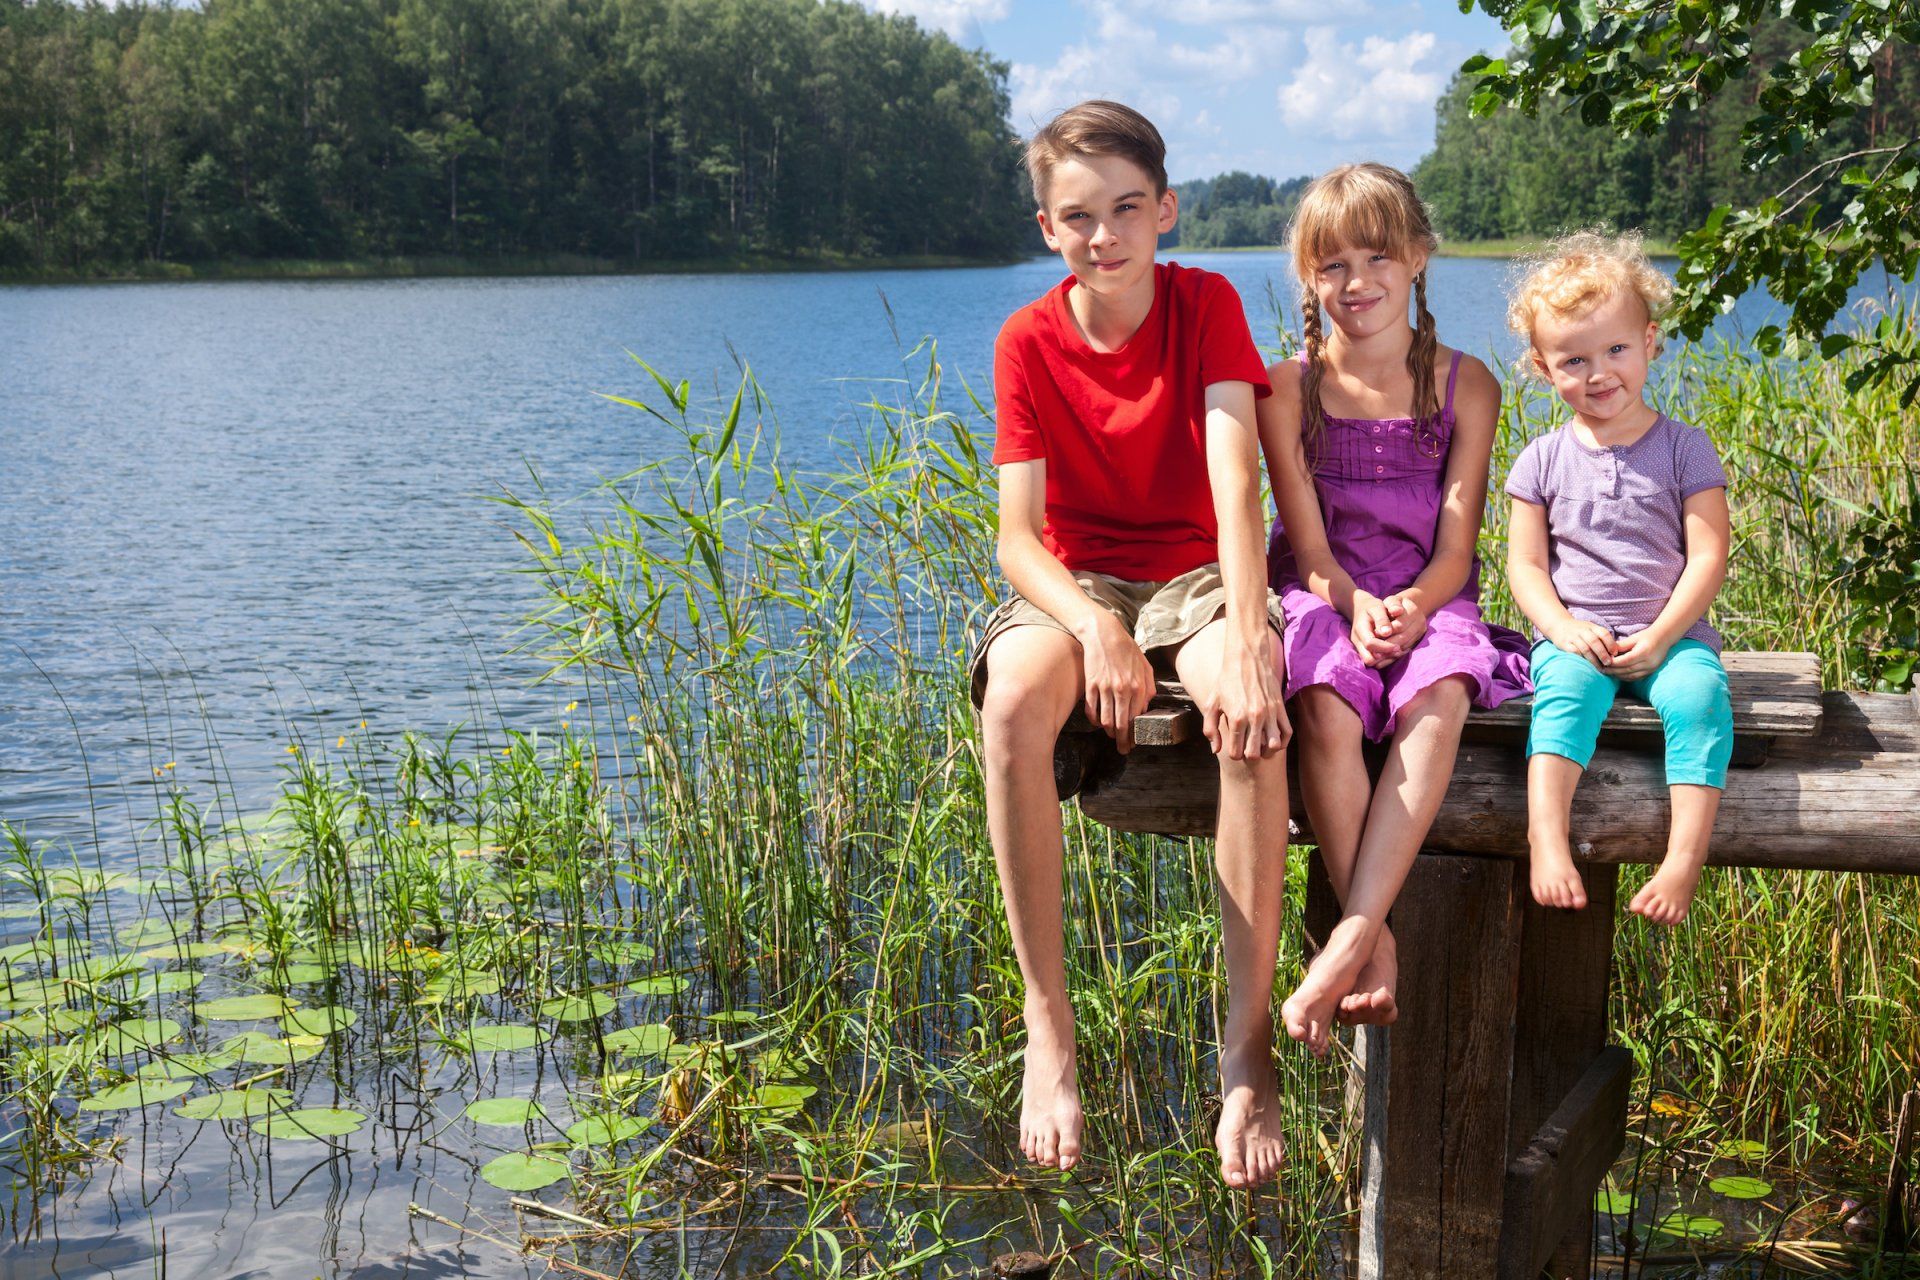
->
[969, 561, 1287, 708]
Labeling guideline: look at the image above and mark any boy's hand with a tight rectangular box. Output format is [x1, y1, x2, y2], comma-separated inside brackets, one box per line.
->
[1348, 592, 1401, 668]
[1549, 619, 1618, 671]
[1609, 629, 1671, 681]
[1378, 593, 1428, 658]
[1207, 637, 1291, 761]
[1077, 611, 1155, 754]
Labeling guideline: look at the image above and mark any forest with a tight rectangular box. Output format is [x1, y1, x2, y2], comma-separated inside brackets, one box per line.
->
[0, 0, 1034, 274]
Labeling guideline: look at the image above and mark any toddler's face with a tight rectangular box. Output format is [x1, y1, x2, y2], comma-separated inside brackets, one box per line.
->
[1308, 243, 1427, 341]
[1529, 290, 1660, 422]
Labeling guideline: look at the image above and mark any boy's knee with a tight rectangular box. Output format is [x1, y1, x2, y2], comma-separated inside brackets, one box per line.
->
[979, 670, 1075, 755]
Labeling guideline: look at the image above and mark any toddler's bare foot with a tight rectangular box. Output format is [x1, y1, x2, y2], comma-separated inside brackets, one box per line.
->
[1628, 858, 1704, 926]
[1281, 917, 1372, 1057]
[1018, 1004, 1084, 1171]
[1336, 925, 1398, 1026]
[1529, 827, 1589, 910]
[1215, 1029, 1286, 1188]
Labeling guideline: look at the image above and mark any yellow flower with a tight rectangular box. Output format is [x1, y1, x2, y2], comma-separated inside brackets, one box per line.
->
[408, 817, 421, 827]
[560, 721, 569, 729]
[336, 736, 346, 748]
[359, 719, 367, 729]
[565, 701, 578, 712]
[286, 744, 300, 754]
[626, 715, 637, 724]
[164, 761, 175, 770]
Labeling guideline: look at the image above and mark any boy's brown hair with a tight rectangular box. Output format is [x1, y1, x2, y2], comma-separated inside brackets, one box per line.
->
[1024, 100, 1168, 208]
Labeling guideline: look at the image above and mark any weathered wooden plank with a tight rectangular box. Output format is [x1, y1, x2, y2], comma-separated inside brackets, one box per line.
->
[1507, 863, 1618, 1279]
[1072, 692, 1920, 874]
[1468, 650, 1822, 737]
[1499, 1047, 1633, 1280]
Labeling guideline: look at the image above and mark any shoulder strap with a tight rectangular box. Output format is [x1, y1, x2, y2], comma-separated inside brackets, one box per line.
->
[1442, 349, 1463, 416]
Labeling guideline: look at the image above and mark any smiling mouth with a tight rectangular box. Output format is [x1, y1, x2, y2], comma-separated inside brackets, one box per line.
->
[1342, 296, 1381, 311]
[1590, 386, 1620, 400]
[1090, 259, 1127, 272]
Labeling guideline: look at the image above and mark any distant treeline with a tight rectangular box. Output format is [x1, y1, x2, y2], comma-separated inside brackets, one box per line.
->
[1414, 29, 1920, 242]
[1164, 171, 1311, 250]
[0, 0, 1032, 274]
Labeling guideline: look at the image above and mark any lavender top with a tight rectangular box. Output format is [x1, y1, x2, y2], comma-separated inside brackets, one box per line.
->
[1505, 414, 1730, 651]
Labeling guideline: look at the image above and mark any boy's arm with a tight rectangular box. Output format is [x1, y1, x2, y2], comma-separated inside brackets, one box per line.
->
[1206, 379, 1290, 761]
[996, 458, 1156, 753]
[1611, 487, 1731, 679]
[1507, 497, 1616, 670]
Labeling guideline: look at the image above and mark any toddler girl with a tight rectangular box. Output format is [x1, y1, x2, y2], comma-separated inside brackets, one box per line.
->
[1259, 164, 1531, 1056]
[1504, 231, 1733, 924]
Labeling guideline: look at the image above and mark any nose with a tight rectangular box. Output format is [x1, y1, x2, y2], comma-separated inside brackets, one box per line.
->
[1091, 220, 1119, 247]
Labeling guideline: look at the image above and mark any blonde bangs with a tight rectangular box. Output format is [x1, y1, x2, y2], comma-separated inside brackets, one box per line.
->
[1288, 164, 1438, 280]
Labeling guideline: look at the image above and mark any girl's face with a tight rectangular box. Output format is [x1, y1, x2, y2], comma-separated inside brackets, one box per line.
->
[1308, 243, 1427, 341]
[1529, 289, 1659, 423]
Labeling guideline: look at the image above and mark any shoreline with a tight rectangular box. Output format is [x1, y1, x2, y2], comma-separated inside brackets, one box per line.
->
[1174, 237, 1681, 259]
[0, 249, 1026, 287]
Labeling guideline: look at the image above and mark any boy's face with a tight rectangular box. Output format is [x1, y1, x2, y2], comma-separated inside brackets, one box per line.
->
[1308, 243, 1428, 341]
[1036, 153, 1176, 300]
[1529, 289, 1659, 422]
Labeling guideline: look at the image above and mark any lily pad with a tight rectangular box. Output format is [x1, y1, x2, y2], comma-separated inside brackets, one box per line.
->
[479, 1152, 570, 1191]
[539, 992, 617, 1023]
[141, 941, 228, 962]
[199, 994, 298, 1021]
[417, 970, 501, 1002]
[175, 1088, 293, 1120]
[462, 1024, 546, 1053]
[122, 970, 208, 999]
[1715, 1138, 1768, 1160]
[140, 1046, 246, 1078]
[565, 1113, 645, 1146]
[1594, 1189, 1636, 1215]
[592, 940, 656, 965]
[63, 954, 148, 983]
[602, 1024, 673, 1058]
[118, 921, 184, 947]
[101, 1017, 183, 1056]
[704, 1010, 758, 1025]
[253, 1107, 366, 1141]
[625, 974, 689, 997]
[465, 1097, 550, 1127]
[1654, 1212, 1725, 1239]
[1708, 1175, 1773, 1200]
[224, 1032, 326, 1066]
[282, 1006, 356, 1036]
[744, 1083, 816, 1120]
[5, 1008, 95, 1040]
[78, 1078, 194, 1111]
[267, 963, 331, 986]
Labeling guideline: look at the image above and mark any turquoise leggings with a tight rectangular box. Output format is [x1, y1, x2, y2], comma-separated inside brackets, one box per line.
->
[1527, 637, 1733, 788]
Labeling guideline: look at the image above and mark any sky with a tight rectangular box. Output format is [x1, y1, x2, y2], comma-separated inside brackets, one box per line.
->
[866, 0, 1509, 184]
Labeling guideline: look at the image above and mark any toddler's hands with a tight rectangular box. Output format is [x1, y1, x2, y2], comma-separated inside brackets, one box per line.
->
[1609, 629, 1671, 681]
[1348, 592, 1400, 668]
[1549, 619, 1617, 671]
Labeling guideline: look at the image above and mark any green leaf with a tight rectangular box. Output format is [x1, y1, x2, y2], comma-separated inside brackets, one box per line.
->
[538, 992, 616, 1023]
[1715, 1138, 1768, 1160]
[602, 1023, 673, 1057]
[79, 1078, 194, 1111]
[100, 1017, 183, 1056]
[744, 1083, 816, 1120]
[221, 1032, 326, 1065]
[175, 1088, 293, 1120]
[281, 1006, 356, 1036]
[462, 1023, 547, 1053]
[253, 1107, 366, 1140]
[625, 974, 689, 997]
[1709, 1174, 1773, 1199]
[1654, 1212, 1724, 1239]
[1594, 1188, 1635, 1215]
[480, 1152, 571, 1191]
[198, 994, 297, 1021]
[565, 1113, 645, 1146]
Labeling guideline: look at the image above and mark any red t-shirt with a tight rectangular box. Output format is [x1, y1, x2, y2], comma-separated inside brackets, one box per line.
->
[992, 261, 1272, 582]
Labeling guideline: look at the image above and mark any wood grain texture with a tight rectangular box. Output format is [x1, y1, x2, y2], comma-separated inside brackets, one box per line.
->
[1499, 1047, 1633, 1280]
[1072, 692, 1920, 873]
[1467, 650, 1822, 737]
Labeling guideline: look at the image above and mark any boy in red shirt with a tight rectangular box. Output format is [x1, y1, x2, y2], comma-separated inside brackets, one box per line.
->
[972, 100, 1291, 1188]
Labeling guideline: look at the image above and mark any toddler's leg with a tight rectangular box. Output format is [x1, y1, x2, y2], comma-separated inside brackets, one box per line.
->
[1282, 675, 1474, 1056]
[1627, 642, 1732, 925]
[1289, 686, 1398, 1027]
[979, 624, 1087, 1170]
[1524, 642, 1616, 909]
[1173, 621, 1290, 1189]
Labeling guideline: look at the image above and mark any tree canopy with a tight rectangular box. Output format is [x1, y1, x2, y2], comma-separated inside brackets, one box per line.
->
[1454, 0, 1920, 396]
[1163, 170, 1311, 250]
[0, 0, 1033, 274]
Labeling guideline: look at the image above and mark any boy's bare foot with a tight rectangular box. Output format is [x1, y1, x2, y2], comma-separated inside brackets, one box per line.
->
[1336, 926, 1399, 1026]
[1281, 917, 1372, 1057]
[1528, 827, 1589, 910]
[1018, 1007, 1084, 1171]
[1216, 1030, 1286, 1188]
[1628, 857, 1704, 926]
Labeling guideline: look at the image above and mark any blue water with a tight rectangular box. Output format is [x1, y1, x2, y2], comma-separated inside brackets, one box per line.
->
[0, 253, 1906, 857]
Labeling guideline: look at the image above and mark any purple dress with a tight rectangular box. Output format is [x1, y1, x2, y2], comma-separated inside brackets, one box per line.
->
[1269, 349, 1532, 741]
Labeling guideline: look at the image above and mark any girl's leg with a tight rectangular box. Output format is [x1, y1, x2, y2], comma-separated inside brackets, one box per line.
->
[1525, 642, 1617, 909]
[1281, 675, 1473, 1055]
[1627, 641, 1732, 924]
[979, 625, 1088, 1170]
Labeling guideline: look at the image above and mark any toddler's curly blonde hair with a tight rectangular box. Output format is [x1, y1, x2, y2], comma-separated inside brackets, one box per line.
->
[1507, 230, 1674, 367]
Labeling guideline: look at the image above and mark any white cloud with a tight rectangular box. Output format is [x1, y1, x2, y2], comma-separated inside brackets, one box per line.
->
[1276, 27, 1445, 140]
[1166, 38, 1263, 82]
[868, 0, 1010, 40]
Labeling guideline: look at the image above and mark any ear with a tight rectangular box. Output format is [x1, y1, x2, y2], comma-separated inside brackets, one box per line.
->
[1036, 207, 1061, 254]
[1643, 320, 1659, 360]
[1157, 187, 1179, 235]
[1407, 250, 1430, 284]
[1529, 347, 1550, 382]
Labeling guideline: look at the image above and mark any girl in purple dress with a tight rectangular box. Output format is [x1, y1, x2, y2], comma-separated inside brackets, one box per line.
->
[1256, 164, 1532, 1056]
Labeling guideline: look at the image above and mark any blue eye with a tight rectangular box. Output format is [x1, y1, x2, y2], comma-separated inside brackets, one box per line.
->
[1609, 343, 1628, 354]
[1565, 357, 1584, 368]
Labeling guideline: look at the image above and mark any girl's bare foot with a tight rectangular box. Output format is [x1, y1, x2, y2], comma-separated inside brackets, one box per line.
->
[1336, 925, 1399, 1026]
[1215, 1030, 1286, 1188]
[1281, 917, 1373, 1057]
[1628, 857, 1704, 926]
[1528, 827, 1589, 910]
[1018, 1006, 1084, 1171]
